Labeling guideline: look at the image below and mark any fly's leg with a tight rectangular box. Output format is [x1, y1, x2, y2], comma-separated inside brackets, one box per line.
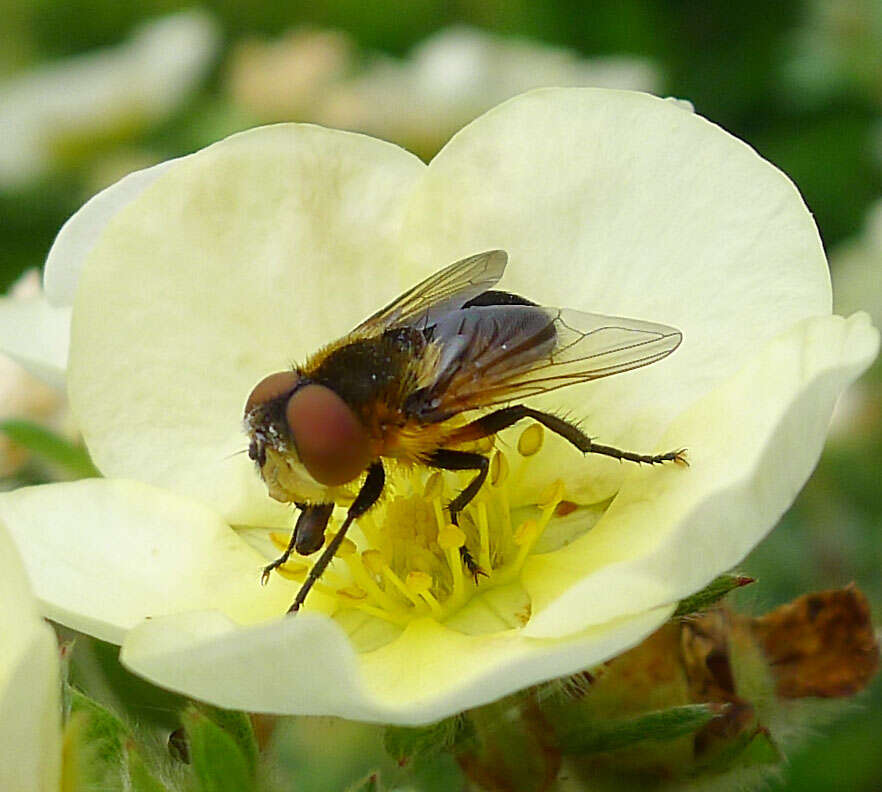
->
[446, 405, 687, 466]
[288, 461, 385, 613]
[426, 448, 489, 582]
[260, 503, 334, 585]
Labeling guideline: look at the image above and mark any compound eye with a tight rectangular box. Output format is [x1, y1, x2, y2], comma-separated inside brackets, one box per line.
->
[285, 384, 371, 486]
[245, 371, 300, 414]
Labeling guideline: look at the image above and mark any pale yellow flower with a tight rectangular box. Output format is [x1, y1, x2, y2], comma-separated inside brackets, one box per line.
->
[0, 89, 877, 724]
[0, 521, 61, 791]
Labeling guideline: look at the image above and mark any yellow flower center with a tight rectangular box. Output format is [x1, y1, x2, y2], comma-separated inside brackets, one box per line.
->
[267, 423, 575, 628]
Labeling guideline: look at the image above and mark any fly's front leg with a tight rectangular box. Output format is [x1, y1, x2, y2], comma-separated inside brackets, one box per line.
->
[289, 461, 385, 613]
[260, 503, 334, 585]
[426, 448, 489, 581]
[446, 405, 687, 466]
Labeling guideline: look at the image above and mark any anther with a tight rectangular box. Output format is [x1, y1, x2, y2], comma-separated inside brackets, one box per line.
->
[337, 586, 368, 600]
[489, 450, 509, 486]
[518, 423, 544, 456]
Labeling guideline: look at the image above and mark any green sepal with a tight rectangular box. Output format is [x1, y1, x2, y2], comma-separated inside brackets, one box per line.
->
[346, 770, 384, 792]
[673, 574, 755, 617]
[0, 418, 100, 478]
[697, 723, 783, 773]
[558, 703, 722, 755]
[127, 743, 170, 792]
[384, 715, 470, 766]
[192, 703, 259, 776]
[64, 686, 132, 790]
[182, 706, 256, 792]
[739, 728, 781, 766]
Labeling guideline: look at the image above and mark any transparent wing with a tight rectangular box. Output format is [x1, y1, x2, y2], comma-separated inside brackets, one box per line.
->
[414, 306, 682, 418]
[353, 250, 508, 335]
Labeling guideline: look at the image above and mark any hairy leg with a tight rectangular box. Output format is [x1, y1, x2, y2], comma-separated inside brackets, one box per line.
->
[289, 462, 385, 613]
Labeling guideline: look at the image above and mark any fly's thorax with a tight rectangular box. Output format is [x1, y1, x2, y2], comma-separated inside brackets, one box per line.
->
[305, 326, 426, 411]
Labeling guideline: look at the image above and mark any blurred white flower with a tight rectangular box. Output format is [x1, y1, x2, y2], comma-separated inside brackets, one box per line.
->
[227, 28, 355, 122]
[781, 0, 882, 108]
[0, 520, 61, 791]
[832, 199, 882, 328]
[0, 10, 220, 187]
[227, 25, 660, 156]
[0, 270, 72, 476]
[828, 199, 882, 439]
[326, 26, 660, 152]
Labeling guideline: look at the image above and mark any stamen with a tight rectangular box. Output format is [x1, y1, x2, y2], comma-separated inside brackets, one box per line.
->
[337, 585, 367, 601]
[273, 561, 307, 579]
[491, 450, 513, 542]
[343, 551, 409, 615]
[512, 519, 540, 570]
[277, 561, 349, 592]
[511, 479, 566, 572]
[406, 571, 443, 618]
[475, 501, 492, 573]
[518, 423, 544, 456]
[437, 523, 466, 598]
[274, 564, 339, 598]
[366, 551, 423, 609]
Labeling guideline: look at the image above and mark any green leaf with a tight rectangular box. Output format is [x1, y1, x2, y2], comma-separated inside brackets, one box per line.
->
[182, 706, 255, 792]
[0, 418, 100, 478]
[193, 704, 259, 776]
[559, 703, 722, 755]
[384, 716, 467, 766]
[127, 743, 169, 792]
[673, 574, 755, 617]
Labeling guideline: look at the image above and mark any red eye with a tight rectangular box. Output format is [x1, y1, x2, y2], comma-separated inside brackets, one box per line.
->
[245, 371, 300, 414]
[285, 384, 372, 486]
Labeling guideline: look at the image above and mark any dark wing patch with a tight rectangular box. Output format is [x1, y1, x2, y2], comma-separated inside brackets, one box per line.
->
[408, 305, 682, 420]
[352, 250, 507, 335]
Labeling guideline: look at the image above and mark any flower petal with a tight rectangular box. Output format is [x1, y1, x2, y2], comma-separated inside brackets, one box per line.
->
[0, 295, 70, 389]
[0, 479, 296, 645]
[398, 88, 833, 503]
[68, 124, 426, 525]
[44, 159, 178, 307]
[522, 312, 879, 637]
[0, 524, 61, 792]
[121, 605, 672, 725]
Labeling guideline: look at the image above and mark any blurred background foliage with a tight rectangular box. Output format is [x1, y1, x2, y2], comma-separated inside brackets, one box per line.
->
[1, 1, 880, 790]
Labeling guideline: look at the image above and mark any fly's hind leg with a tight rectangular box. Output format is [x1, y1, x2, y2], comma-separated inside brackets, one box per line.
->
[260, 503, 334, 585]
[446, 405, 687, 466]
[426, 448, 489, 582]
